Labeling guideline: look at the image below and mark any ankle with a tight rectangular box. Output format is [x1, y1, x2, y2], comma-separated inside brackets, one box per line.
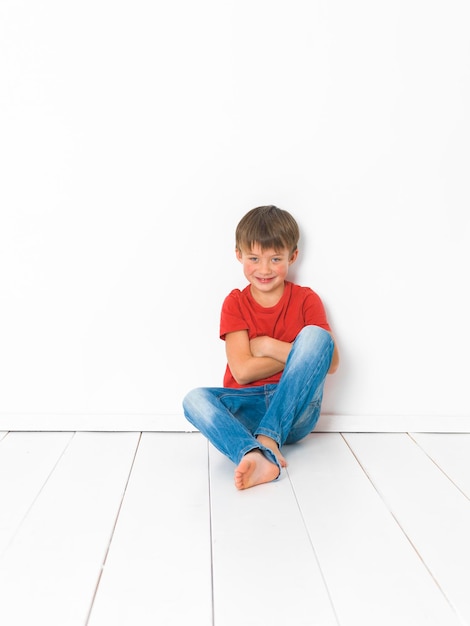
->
[257, 434, 279, 448]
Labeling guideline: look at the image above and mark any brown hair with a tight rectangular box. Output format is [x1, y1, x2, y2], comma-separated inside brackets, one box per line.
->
[235, 205, 300, 254]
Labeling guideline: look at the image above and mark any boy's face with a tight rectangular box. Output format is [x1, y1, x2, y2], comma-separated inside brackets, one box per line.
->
[236, 243, 298, 299]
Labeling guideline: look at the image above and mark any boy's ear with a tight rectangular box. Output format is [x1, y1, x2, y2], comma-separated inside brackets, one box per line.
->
[289, 249, 299, 264]
[235, 248, 243, 262]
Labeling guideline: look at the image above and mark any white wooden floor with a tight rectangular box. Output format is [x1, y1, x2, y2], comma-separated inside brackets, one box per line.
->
[1, 430, 470, 626]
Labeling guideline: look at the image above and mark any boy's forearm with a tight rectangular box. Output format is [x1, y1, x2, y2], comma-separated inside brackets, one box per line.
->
[234, 355, 285, 386]
[229, 336, 291, 385]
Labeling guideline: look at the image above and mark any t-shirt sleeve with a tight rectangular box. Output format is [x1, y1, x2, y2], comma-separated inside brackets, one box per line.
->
[302, 288, 332, 332]
[219, 290, 249, 340]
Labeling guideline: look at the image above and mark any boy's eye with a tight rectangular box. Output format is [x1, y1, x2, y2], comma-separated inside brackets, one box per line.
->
[272, 257, 282, 263]
[249, 257, 258, 262]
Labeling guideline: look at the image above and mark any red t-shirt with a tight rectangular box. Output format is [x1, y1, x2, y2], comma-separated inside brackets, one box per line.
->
[220, 280, 331, 388]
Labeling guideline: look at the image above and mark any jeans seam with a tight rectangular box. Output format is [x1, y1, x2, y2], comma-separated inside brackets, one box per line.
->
[272, 341, 333, 431]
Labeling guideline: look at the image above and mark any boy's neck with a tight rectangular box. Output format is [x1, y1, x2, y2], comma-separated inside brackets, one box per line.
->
[250, 281, 286, 307]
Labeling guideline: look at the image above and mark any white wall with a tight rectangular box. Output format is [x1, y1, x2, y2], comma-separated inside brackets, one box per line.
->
[1, 1, 469, 422]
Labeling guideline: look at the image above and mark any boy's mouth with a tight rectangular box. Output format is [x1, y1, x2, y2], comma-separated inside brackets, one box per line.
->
[256, 277, 274, 284]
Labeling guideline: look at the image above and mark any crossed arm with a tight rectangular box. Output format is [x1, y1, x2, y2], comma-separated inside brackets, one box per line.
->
[225, 329, 339, 386]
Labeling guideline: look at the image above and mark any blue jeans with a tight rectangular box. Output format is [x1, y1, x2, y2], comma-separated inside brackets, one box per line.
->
[182, 325, 334, 474]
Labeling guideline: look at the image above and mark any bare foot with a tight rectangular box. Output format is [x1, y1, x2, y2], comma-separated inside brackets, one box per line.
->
[234, 450, 280, 490]
[256, 435, 288, 468]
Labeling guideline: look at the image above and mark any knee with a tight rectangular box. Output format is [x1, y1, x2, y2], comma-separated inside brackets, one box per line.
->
[182, 387, 205, 413]
[183, 387, 218, 430]
[293, 326, 334, 364]
[297, 325, 333, 350]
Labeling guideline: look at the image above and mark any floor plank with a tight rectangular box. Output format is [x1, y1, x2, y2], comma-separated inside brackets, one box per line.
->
[0, 431, 74, 556]
[0, 432, 140, 626]
[286, 433, 460, 626]
[410, 433, 470, 499]
[209, 444, 338, 626]
[344, 433, 470, 624]
[88, 432, 213, 626]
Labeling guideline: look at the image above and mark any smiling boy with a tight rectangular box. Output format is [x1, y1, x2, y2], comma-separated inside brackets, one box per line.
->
[183, 205, 339, 489]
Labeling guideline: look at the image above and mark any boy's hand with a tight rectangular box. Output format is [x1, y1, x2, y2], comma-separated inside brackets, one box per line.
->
[250, 335, 292, 364]
[249, 335, 270, 357]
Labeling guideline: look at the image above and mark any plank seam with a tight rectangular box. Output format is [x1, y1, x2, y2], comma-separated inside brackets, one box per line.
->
[85, 432, 143, 626]
[408, 434, 470, 504]
[286, 468, 341, 626]
[340, 433, 463, 622]
[0, 431, 76, 560]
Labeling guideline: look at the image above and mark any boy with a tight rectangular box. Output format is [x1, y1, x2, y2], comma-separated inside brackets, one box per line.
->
[183, 205, 339, 489]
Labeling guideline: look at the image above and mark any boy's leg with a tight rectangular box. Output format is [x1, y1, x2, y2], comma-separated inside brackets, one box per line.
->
[255, 325, 334, 447]
[283, 379, 325, 445]
[182, 386, 281, 482]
